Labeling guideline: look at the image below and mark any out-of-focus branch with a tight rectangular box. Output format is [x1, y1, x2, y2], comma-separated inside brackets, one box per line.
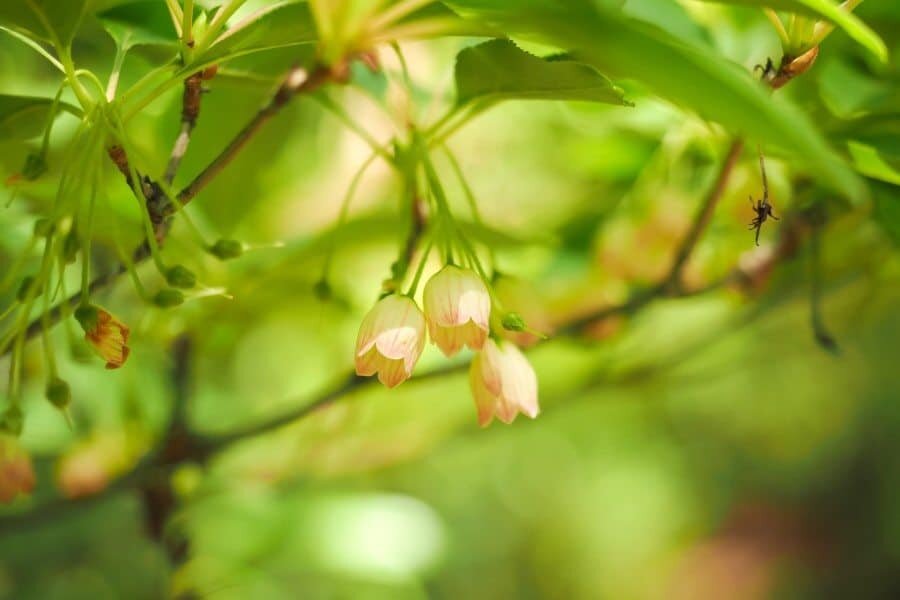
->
[664, 139, 745, 293]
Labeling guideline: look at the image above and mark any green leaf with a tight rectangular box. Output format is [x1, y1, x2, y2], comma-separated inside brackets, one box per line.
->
[873, 183, 900, 246]
[443, 0, 864, 200]
[454, 39, 631, 106]
[847, 141, 900, 185]
[0, 0, 94, 46]
[0, 94, 81, 140]
[692, 0, 888, 63]
[201, 1, 318, 64]
[97, 0, 177, 49]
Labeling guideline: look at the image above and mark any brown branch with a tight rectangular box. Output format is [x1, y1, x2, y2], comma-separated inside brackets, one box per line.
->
[164, 71, 206, 185]
[664, 138, 745, 294]
[177, 63, 341, 206]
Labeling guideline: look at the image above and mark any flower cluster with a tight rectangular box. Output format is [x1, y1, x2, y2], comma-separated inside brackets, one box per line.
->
[355, 265, 539, 427]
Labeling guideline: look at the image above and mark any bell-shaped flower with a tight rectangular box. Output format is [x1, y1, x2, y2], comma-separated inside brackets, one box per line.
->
[75, 305, 130, 370]
[0, 434, 36, 504]
[355, 294, 426, 388]
[469, 339, 540, 427]
[423, 266, 491, 357]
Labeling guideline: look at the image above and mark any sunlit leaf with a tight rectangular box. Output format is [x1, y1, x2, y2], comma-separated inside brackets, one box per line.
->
[97, 0, 177, 50]
[201, 1, 318, 64]
[454, 39, 631, 107]
[443, 0, 865, 200]
[692, 0, 888, 63]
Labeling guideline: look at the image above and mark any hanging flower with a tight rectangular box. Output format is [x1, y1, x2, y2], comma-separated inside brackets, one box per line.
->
[0, 434, 36, 504]
[75, 305, 131, 369]
[423, 266, 491, 357]
[469, 339, 540, 427]
[355, 294, 426, 388]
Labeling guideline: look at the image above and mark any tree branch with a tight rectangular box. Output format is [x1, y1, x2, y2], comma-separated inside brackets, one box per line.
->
[5, 62, 344, 358]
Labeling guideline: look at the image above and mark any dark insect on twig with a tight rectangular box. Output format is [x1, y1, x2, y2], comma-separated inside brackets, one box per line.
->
[748, 147, 779, 246]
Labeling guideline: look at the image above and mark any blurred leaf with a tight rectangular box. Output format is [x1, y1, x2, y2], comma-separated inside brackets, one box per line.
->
[873, 183, 900, 245]
[692, 0, 888, 63]
[201, 1, 317, 64]
[443, 0, 865, 200]
[847, 141, 900, 185]
[0, 0, 94, 46]
[97, 0, 177, 49]
[454, 39, 631, 106]
[0, 94, 80, 139]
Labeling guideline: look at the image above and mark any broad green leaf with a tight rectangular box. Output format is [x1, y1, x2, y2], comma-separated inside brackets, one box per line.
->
[443, 0, 864, 200]
[692, 0, 887, 63]
[201, 1, 318, 64]
[0, 94, 81, 140]
[454, 39, 630, 106]
[97, 0, 177, 49]
[0, 0, 94, 46]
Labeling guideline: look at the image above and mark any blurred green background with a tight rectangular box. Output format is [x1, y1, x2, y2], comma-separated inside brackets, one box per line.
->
[2, 1, 900, 598]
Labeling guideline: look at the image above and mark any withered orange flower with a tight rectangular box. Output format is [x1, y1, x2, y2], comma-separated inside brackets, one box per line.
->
[0, 434, 36, 504]
[78, 306, 131, 369]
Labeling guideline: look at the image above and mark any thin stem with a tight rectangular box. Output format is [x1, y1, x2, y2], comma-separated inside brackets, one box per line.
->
[322, 151, 381, 279]
[106, 42, 129, 101]
[193, 0, 247, 56]
[763, 9, 790, 46]
[405, 237, 434, 297]
[313, 93, 394, 163]
[367, 0, 434, 34]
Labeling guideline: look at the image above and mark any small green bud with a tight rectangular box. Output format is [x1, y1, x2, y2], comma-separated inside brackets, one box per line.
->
[74, 304, 100, 332]
[153, 289, 185, 308]
[0, 407, 24, 437]
[165, 265, 197, 289]
[313, 278, 332, 301]
[209, 239, 243, 260]
[33, 218, 54, 237]
[62, 228, 80, 264]
[45, 377, 71, 410]
[501, 312, 528, 332]
[22, 153, 47, 181]
[16, 276, 42, 302]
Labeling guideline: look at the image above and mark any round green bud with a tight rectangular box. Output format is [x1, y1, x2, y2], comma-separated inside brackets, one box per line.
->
[0, 407, 24, 437]
[165, 265, 197, 289]
[74, 304, 99, 332]
[22, 153, 47, 181]
[62, 229, 80, 264]
[33, 218, 54, 238]
[153, 289, 185, 308]
[501, 312, 528, 332]
[313, 279, 333, 301]
[209, 239, 243, 260]
[46, 378, 71, 410]
[16, 276, 42, 302]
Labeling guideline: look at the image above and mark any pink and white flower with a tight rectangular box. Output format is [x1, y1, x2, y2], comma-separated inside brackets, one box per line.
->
[423, 266, 490, 357]
[469, 339, 540, 427]
[355, 294, 426, 388]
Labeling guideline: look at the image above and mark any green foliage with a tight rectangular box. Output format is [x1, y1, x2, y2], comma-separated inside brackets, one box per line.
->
[444, 0, 864, 200]
[693, 0, 888, 62]
[1, 1, 899, 598]
[0, 94, 79, 140]
[454, 39, 630, 106]
[0, 0, 94, 46]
